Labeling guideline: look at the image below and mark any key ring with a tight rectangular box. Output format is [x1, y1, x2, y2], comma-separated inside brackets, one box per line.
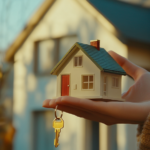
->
[55, 105, 63, 119]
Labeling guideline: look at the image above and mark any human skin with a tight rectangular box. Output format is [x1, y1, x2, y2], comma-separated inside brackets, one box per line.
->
[43, 51, 150, 125]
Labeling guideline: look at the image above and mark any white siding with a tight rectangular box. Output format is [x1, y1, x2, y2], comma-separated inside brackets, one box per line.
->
[101, 72, 122, 100]
[57, 49, 101, 99]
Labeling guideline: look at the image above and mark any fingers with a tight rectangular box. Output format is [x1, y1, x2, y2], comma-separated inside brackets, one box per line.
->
[43, 99, 50, 108]
[56, 105, 139, 124]
[43, 96, 121, 118]
[49, 96, 108, 115]
[43, 97, 101, 113]
[43, 96, 150, 123]
[43, 99, 138, 124]
[108, 51, 147, 80]
[43, 99, 113, 124]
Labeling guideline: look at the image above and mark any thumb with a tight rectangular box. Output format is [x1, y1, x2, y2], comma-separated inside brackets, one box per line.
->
[122, 92, 127, 98]
[121, 86, 133, 100]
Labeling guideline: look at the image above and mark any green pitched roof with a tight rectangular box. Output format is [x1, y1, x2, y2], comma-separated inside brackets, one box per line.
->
[51, 42, 126, 75]
[77, 42, 126, 75]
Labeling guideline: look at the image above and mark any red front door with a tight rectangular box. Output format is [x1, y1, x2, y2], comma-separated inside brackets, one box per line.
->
[61, 75, 70, 96]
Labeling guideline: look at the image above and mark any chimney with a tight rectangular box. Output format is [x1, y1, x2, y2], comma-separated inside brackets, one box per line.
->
[90, 39, 100, 50]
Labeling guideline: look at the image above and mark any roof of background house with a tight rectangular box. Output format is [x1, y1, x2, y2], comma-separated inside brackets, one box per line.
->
[51, 42, 126, 75]
[4, 0, 55, 62]
[5, 0, 150, 62]
[88, 0, 150, 44]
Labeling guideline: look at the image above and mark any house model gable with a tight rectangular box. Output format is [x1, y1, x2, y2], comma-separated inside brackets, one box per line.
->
[51, 42, 126, 76]
[51, 40, 126, 101]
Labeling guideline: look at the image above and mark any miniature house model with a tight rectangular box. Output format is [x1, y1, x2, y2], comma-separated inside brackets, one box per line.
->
[51, 40, 126, 101]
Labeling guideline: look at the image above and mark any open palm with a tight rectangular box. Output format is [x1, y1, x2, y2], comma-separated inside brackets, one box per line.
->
[43, 51, 150, 125]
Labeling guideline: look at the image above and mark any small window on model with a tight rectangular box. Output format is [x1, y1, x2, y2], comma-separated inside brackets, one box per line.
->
[112, 77, 119, 88]
[82, 75, 94, 89]
[74, 56, 82, 67]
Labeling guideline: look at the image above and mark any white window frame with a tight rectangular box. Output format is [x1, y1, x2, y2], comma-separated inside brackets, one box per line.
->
[112, 77, 119, 88]
[74, 56, 83, 67]
[82, 75, 94, 90]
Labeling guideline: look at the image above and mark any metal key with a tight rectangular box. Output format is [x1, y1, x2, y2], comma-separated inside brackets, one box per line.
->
[53, 117, 64, 147]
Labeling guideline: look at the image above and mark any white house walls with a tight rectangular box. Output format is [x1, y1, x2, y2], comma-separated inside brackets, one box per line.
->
[101, 72, 122, 100]
[57, 49, 101, 99]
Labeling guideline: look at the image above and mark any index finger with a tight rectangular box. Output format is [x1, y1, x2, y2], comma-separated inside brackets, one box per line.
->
[108, 51, 147, 80]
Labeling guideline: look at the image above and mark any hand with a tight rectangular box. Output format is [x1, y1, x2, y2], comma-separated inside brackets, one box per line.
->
[43, 51, 150, 125]
[109, 51, 150, 102]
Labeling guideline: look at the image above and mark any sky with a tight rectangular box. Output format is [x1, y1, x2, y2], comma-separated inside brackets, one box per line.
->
[0, 0, 44, 51]
[0, 0, 149, 51]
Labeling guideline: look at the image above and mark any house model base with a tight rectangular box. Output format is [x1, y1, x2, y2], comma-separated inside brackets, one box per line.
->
[51, 40, 126, 102]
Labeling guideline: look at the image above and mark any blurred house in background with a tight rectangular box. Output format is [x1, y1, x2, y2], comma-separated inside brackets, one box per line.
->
[88, 0, 150, 71]
[3, 0, 150, 150]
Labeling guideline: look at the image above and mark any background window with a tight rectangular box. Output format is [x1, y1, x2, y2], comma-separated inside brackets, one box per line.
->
[34, 36, 77, 75]
[112, 77, 119, 87]
[82, 75, 94, 89]
[59, 36, 78, 60]
[74, 56, 82, 67]
[35, 39, 58, 75]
